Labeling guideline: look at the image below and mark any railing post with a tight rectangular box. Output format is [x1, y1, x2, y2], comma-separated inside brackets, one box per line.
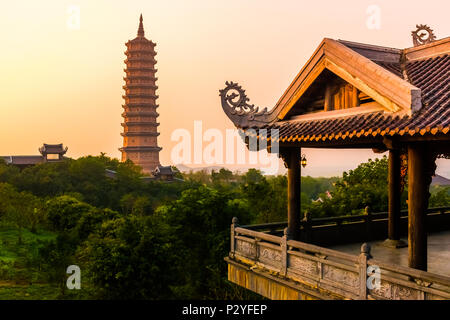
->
[359, 243, 371, 300]
[302, 210, 312, 243]
[364, 206, 372, 241]
[230, 217, 239, 258]
[254, 237, 261, 261]
[280, 227, 289, 277]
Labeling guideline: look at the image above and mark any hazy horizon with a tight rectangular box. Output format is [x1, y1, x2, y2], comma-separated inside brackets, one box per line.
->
[1, 0, 449, 178]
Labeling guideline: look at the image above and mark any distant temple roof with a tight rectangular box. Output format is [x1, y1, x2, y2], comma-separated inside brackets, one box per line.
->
[1, 143, 68, 168]
[153, 165, 174, 175]
[1, 155, 44, 166]
[39, 143, 68, 155]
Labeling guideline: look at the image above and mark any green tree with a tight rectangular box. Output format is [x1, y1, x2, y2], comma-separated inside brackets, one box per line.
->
[157, 185, 252, 299]
[46, 196, 93, 232]
[429, 185, 450, 207]
[78, 215, 178, 299]
[0, 159, 20, 184]
[75, 207, 119, 240]
[39, 233, 78, 297]
[309, 156, 399, 217]
[0, 183, 42, 243]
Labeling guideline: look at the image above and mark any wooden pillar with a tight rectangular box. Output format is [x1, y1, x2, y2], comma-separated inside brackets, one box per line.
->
[351, 86, 360, 108]
[282, 148, 301, 240]
[324, 85, 332, 111]
[407, 144, 435, 271]
[386, 149, 404, 246]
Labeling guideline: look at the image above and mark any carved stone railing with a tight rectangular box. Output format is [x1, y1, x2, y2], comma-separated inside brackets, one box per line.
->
[229, 217, 450, 300]
[241, 206, 450, 246]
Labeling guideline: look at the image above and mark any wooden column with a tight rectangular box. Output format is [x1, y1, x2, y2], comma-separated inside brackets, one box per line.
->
[324, 85, 332, 111]
[282, 148, 301, 240]
[407, 144, 435, 271]
[386, 149, 404, 246]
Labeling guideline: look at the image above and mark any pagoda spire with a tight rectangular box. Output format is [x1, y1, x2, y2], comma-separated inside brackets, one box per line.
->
[137, 14, 145, 37]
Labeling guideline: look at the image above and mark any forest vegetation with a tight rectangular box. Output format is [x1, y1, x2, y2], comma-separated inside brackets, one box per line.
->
[0, 155, 448, 299]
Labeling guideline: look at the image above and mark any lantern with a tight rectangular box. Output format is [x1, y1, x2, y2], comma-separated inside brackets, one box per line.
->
[300, 154, 307, 168]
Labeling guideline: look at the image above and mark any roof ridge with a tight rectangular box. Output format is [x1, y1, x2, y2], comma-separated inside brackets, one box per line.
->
[399, 50, 410, 82]
[337, 39, 401, 53]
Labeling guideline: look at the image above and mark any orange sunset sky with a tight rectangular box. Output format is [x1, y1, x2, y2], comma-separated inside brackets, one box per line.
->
[1, 0, 449, 177]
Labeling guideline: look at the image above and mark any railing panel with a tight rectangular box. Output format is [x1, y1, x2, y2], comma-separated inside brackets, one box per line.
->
[321, 264, 360, 289]
[288, 254, 320, 278]
[228, 213, 450, 300]
[369, 279, 423, 300]
[235, 236, 257, 259]
[257, 242, 282, 268]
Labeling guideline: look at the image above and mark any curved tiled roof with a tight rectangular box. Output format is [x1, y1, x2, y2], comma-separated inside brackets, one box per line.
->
[261, 54, 449, 143]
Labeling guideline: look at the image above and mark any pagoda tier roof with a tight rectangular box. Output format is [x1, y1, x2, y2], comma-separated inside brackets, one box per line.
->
[126, 38, 156, 46]
[122, 103, 159, 108]
[121, 122, 160, 127]
[123, 76, 158, 81]
[220, 35, 450, 145]
[124, 58, 157, 64]
[124, 50, 156, 56]
[124, 67, 157, 72]
[121, 132, 160, 137]
[122, 111, 159, 117]
[124, 63, 156, 69]
[123, 93, 158, 98]
[119, 146, 162, 152]
[122, 84, 158, 90]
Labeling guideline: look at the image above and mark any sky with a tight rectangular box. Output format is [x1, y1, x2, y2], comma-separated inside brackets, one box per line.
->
[0, 0, 449, 177]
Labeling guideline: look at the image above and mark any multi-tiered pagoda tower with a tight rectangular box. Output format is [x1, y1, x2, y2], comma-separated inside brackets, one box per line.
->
[120, 15, 161, 173]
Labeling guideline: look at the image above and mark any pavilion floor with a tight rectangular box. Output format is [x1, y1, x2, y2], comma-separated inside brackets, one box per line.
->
[329, 230, 450, 277]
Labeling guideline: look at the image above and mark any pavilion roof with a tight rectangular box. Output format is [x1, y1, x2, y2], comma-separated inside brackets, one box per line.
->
[220, 29, 449, 145]
[39, 143, 68, 155]
[153, 165, 174, 175]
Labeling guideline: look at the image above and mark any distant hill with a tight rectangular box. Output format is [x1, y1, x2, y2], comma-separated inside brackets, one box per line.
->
[174, 164, 226, 174]
[174, 164, 273, 175]
[431, 174, 450, 186]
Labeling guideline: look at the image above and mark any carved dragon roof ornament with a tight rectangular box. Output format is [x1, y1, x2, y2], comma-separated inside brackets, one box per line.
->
[412, 24, 436, 47]
[219, 81, 276, 128]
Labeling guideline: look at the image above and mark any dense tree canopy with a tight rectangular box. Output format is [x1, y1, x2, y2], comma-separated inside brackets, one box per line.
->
[0, 154, 447, 299]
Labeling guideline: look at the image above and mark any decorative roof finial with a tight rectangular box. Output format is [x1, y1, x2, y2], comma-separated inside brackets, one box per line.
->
[411, 24, 436, 46]
[219, 81, 272, 128]
[137, 14, 145, 37]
